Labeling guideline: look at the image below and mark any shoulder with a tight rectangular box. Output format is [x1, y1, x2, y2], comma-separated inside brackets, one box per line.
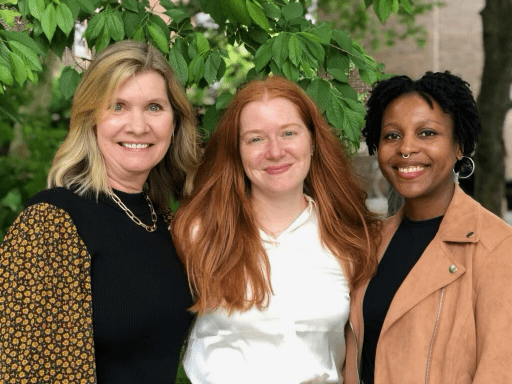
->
[26, 187, 83, 210]
[477, 203, 512, 252]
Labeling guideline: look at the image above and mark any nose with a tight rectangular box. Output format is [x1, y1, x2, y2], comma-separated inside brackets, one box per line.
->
[127, 109, 149, 135]
[398, 133, 418, 157]
[265, 139, 285, 160]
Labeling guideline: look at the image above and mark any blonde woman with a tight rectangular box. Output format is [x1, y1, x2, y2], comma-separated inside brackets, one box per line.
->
[0, 41, 200, 383]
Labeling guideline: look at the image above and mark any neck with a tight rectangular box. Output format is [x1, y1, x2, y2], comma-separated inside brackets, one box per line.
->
[107, 175, 146, 194]
[403, 183, 455, 221]
[252, 191, 308, 237]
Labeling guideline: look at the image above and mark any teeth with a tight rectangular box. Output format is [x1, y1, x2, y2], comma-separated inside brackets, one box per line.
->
[399, 166, 425, 174]
[122, 143, 149, 149]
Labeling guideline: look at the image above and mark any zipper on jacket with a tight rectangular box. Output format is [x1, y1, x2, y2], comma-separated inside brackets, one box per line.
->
[349, 320, 361, 384]
[424, 287, 445, 384]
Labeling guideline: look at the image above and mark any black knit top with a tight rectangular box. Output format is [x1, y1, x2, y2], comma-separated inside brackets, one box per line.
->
[25, 187, 193, 383]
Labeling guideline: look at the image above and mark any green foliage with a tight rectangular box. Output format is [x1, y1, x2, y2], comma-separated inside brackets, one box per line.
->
[319, 0, 442, 51]
[0, 0, 404, 147]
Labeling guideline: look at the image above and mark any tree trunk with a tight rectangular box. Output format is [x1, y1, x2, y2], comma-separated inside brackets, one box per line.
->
[474, 0, 512, 217]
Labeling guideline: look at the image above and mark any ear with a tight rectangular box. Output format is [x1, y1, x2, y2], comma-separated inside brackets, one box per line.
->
[456, 143, 463, 161]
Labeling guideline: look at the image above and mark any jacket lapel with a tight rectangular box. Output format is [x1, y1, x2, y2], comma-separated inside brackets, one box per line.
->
[379, 185, 479, 335]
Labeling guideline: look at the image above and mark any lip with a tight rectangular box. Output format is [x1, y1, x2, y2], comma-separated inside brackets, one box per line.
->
[266, 164, 291, 175]
[393, 164, 429, 179]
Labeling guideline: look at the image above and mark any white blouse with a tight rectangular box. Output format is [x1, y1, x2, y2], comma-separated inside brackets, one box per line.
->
[183, 197, 350, 384]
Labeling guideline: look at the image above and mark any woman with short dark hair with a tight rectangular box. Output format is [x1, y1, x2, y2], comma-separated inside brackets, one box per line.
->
[344, 71, 512, 384]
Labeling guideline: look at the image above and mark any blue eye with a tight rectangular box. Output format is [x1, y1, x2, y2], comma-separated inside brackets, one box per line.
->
[283, 131, 295, 137]
[148, 103, 162, 112]
[113, 103, 123, 111]
[250, 137, 262, 143]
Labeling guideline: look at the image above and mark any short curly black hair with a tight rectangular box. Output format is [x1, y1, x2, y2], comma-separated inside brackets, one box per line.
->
[362, 71, 482, 156]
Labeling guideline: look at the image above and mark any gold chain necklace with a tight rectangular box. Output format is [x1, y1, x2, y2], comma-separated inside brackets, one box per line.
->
[107, 189, 158, 232]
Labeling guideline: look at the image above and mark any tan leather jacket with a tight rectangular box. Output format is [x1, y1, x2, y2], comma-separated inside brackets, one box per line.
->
[344, 185, 512, 384]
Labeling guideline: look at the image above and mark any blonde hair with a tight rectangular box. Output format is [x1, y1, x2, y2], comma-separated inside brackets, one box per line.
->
[48, 41, 201, 209]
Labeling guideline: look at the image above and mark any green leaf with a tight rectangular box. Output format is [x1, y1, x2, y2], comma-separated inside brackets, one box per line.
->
[342, 98, 366, 116]
[121, 0, 138, 12]
[8, 40, 42, 71]
[281, 59, 299, 82]
[204, 53, 220, 85]
[59, 66, 81, 99]
[123, 11, 143, 38]
[148, 24, 169, 53]
[332, 80, 358, 101]
[400, 0, 413, 13]
[310, 22, 332, 45]
[359, 67, 377, 85]
[342, 99, 364, 145]
[0, 31, 45, 55]
[41, 4, 57, 41]
[306, 78, 332, 113]
[85, 12, 105, 41]
[373, 0, 392, 23]
[159, 0, 176, 10]
[299, 33, 324, 63]
[202, 106, 223, 137]
[261, 2, 280, 19]
[95, 29, 111, 52]
[27, 0, 44, 20]
[166, 9, 189, 24]
[287, 34, 302, 66]
[189, 53, 205, 83]
[195, 32, 209, 53]
[253, 38, 273, 72]
[326, 95, 344, 132]
[132, 25, 145, 41]
[0, 9, 20, 27]
[246, 0, 270, 32]
[1, 189, 22, 213]
[392, 0, 400, 13]
[9, 51, 28, 84]
[222, 0, 251, 25]
[168, 47, 188, 84]
[271, 32, 289, 67]
[66, 0, 81, 19]
[216, 91, 233, 110]
[77, 0, 95, 14]
[327, 50, 350, 82]
[0, 64, 13, 85]
[199, 0, 227, 25]
[108, 11, 125, 41]
[331, 30, 352, 51]
[56, 3, 75, 35]
[282, 1, 303, 22]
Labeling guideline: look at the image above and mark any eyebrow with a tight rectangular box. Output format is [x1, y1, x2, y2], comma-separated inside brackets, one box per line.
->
[113, 97, 170, 105]
[382, 119, 445, 128]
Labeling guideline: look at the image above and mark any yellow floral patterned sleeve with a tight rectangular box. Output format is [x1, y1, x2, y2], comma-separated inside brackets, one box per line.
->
[0, 203, 96, 383]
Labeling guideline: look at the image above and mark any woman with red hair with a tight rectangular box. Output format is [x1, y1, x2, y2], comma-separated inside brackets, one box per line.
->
[172, 76, 379, 383]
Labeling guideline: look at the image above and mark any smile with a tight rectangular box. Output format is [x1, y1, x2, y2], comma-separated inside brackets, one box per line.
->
[266, 164, 291, 175]
[397, 165, 428, 179]
[121, 143, 151, 149]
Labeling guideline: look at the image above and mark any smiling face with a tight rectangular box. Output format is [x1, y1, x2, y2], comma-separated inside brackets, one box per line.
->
[96, 70, 174, 192]
[239, 96, 313, 202]
[378, 92, 462, 218]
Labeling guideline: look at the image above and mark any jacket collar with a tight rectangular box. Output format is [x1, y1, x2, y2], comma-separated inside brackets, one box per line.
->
[382, 184, 480, 248]
[379, 184, 479, 335]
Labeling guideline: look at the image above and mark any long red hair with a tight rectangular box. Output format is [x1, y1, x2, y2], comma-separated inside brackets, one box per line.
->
[172, 76, 380, 313]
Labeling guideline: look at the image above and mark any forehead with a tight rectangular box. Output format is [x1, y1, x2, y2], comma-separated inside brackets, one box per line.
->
[239, 97, 304, 131]
[383, 92, 453, 125]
